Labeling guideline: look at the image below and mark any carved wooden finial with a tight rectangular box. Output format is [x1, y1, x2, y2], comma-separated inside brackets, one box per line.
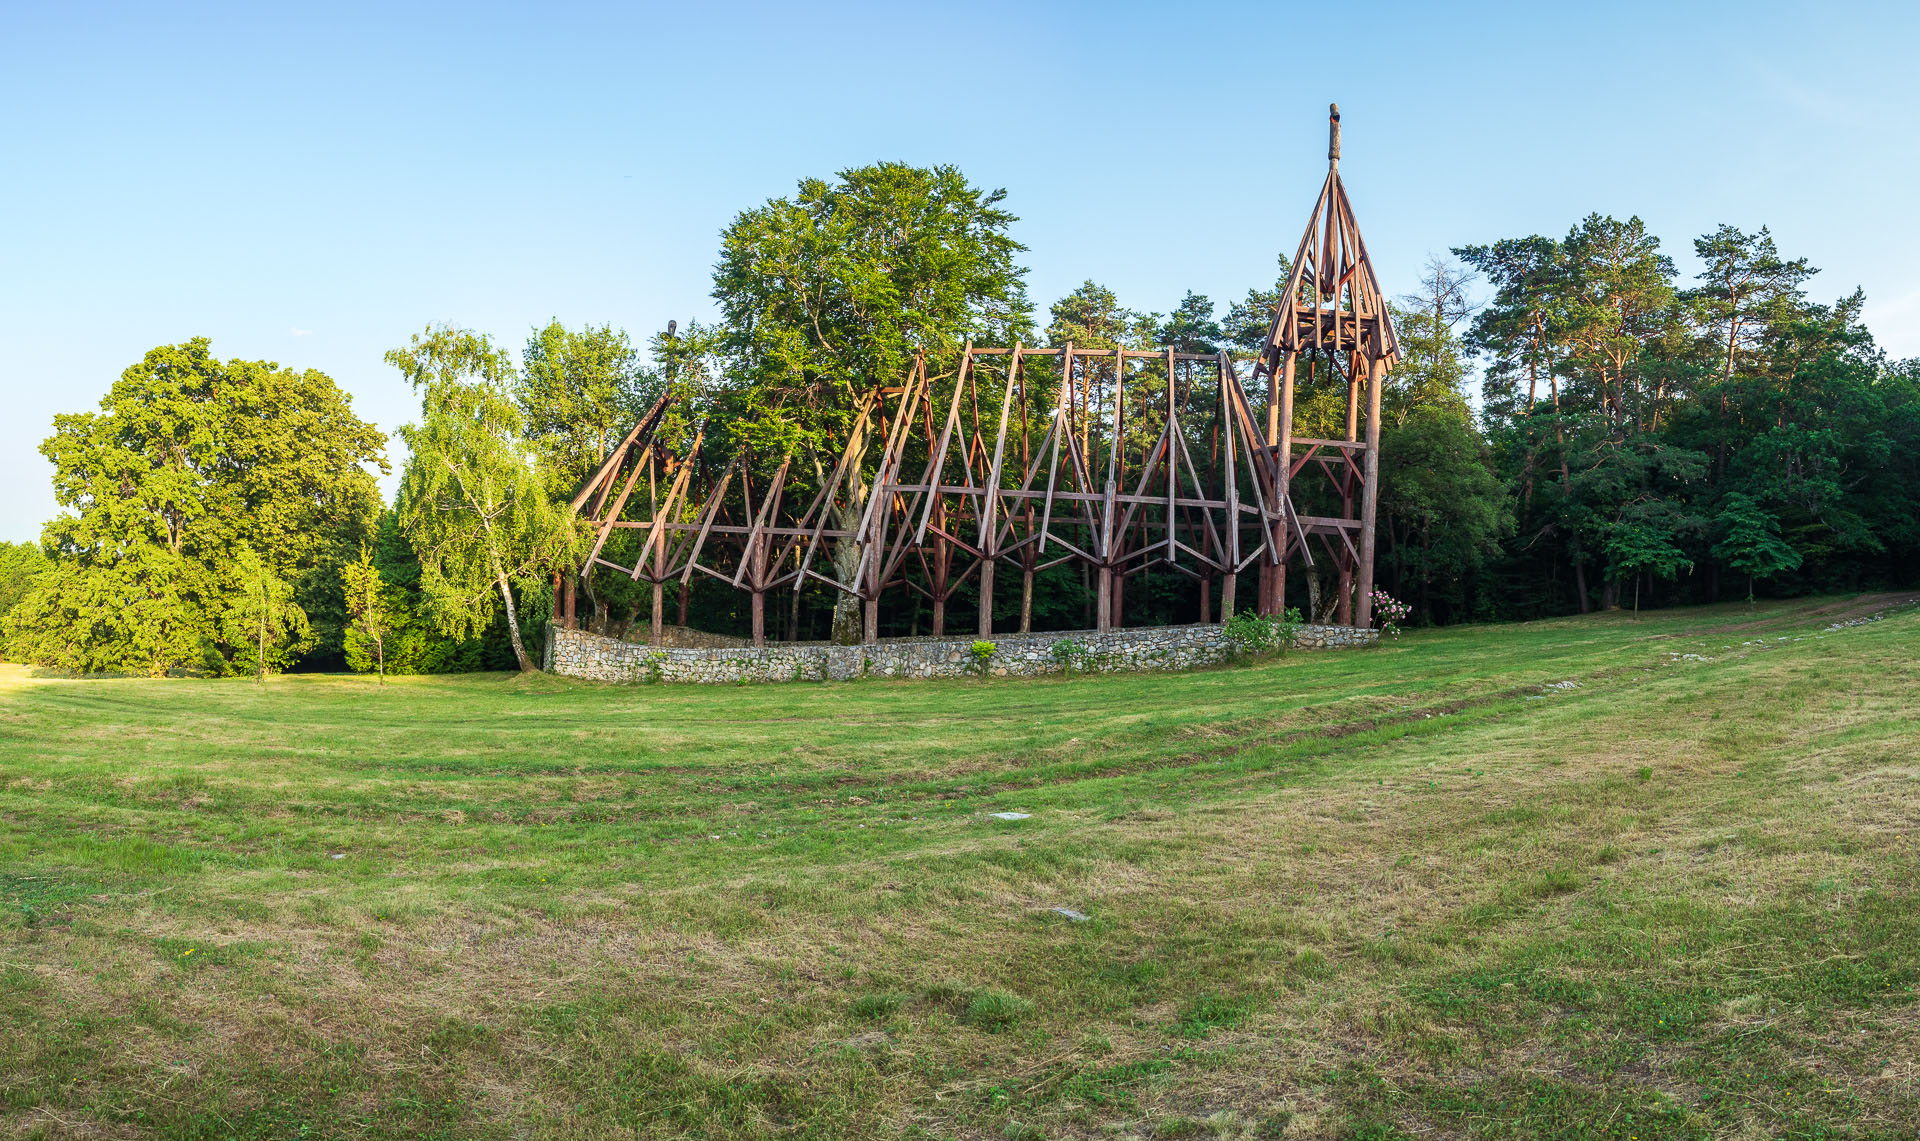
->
[1329, 103, 1342, 167]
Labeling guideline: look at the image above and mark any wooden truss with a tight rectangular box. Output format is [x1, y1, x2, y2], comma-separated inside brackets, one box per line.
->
[572, 103, 1397, 643]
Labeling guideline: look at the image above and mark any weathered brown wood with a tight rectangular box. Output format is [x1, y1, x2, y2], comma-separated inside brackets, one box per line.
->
[574, 107, 1396, 644]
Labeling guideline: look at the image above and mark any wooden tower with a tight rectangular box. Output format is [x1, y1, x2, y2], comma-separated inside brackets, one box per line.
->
[1248, 103, 1399, 628]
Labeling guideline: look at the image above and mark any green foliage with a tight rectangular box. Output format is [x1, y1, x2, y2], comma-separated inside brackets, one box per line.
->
[221, 546, 309, 682]
[1222, 608, 1302, 657]
[516, 320, 649, 495]
[968, 640, 996, 675]
[1712, 494, 1802, 600]
[5, 339, 383, 673]
[391, 326, 579, 672]
[1456, 216, 1920, 618]
[712, 161, 1033, 460]
[340, 546, 390, 681]
[0, 541, 53, 652]
[1045, 281, 1136, 350]
[1048, 637, 1092, 677]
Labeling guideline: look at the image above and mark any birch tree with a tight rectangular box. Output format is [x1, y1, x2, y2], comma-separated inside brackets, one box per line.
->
[390, 326, 577, 672]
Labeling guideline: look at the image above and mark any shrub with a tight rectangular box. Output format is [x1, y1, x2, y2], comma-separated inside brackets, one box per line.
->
[1049, 638, 1092, 677]
[1222, 608, 1302, 658]
[1369, 589, 1411, 637]
[968, 640, 996, 676]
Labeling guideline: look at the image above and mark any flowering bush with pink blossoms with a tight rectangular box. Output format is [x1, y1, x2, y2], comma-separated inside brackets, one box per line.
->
[1369, 590, 1411, 637]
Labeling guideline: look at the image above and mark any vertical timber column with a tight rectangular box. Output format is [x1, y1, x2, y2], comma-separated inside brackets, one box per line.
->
[1355, 356, 1384, 629]
[1337, 357, 1359, 626]
[1275, 351, 1296, 616]
[977, 560, 994, 638]
[864, 473, 882, 645]
[750, 528, 769, 647]
[650, 515, 666, 646]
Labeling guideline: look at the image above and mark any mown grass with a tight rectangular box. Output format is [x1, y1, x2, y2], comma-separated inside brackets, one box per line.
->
[2, 594, 1917, 1139]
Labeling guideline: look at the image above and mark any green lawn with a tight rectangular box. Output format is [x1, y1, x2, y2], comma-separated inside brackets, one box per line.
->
[3, 595, 1917, 1139]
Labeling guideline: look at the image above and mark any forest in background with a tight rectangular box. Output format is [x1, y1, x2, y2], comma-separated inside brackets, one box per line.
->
[2, 163, 1915, 675]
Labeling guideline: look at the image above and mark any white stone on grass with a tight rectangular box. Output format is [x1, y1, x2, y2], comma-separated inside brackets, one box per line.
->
[988, 812, 1031, 821]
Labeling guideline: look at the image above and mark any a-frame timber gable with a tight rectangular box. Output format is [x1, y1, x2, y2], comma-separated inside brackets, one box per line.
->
[570, 103, 1397, 644]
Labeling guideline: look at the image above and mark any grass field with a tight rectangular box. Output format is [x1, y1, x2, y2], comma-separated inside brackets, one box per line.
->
[3, 595, 1918, 1140]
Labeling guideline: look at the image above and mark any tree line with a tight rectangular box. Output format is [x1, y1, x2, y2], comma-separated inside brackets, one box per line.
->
[2, 164, 1913, 675]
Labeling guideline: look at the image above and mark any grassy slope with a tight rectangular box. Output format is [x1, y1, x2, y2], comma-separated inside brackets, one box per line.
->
[1, 595, 1916, 1140]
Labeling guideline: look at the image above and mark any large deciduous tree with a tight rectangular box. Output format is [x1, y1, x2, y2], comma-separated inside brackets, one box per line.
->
[710, 162, 1031, 642]
[5, 339, 383, 674]
[390, 326, 578, 672]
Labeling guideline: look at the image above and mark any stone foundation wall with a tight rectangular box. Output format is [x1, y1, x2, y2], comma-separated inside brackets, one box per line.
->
[547, 621, 1378, 684]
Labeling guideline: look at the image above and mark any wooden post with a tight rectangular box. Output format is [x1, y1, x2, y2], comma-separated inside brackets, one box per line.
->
[1355, 356, 1384, 629]
[563, 574, 577, 629]
[1198, 575, 1211, 624]
[1020, 566, 1033, 633]
[1274, 351, 1297, 618]
[651, 581, 664, 647]
[864, 595, 878, 645]
[977, 559, 994, 638]
[1221, 569, 1236, 620]
[1096, 566, 1112, 632]
[749, 531, 768, 646]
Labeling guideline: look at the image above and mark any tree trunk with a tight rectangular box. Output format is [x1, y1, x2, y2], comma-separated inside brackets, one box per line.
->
[495, 569, 533, 672]
[256, 585, 266, 685]
[830, 500, 865, 645]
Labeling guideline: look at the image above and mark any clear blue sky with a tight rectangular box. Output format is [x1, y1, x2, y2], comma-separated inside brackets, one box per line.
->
[4, 1, 1917, 543]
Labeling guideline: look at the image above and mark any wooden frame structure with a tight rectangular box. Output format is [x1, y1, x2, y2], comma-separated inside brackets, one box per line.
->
[571, 104, 1397, 644]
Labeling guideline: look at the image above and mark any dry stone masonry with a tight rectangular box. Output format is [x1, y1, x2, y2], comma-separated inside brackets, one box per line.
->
[546, 621, 1378, 684]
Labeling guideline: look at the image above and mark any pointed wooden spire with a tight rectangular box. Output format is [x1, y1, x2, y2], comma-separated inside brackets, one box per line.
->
[1253, 105, 1399, 378]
